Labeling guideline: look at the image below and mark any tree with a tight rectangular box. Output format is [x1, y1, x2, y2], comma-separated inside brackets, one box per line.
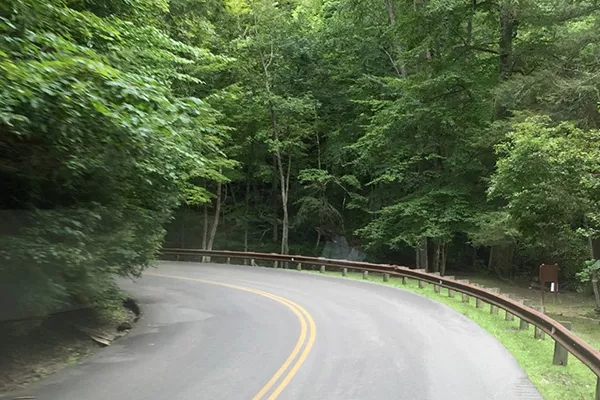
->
[222, 0, 319, 255]
[489, 116, 600, 278]
[0, 0, 226, 318]
[296, 168, 359, 248]
[149, 0, 600, 288]
[11, 0, 600, 299]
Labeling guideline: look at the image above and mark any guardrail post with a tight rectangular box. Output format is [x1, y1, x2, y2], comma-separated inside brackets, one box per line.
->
[552, 321, 572, 366]
[342, 268, 348, 277]
[362, 271, 369, 280]
[534, 326, 545, 339]
[519, 318, 529, 330]
[475, 297, 483, 308]
[297, 262, 302, 271]
[457, 279, 469, 303]
[226, 257, 231, 264]
[489, 288, 500, 314]
[596, 377, 600, 400]
[505, 310, 514, 321]
[273, 260, 278, 268]
[401, 276, 407, 285]
[432, 272, 440, 293]
[534, 306, 546, 339]
[519, 300, 530, 330]
[472, 284, 483, 308]
[320, 265, 326, 273]
[414, 269, 426, 288]
[383, 273, 390, 282]
[445, 276, 455, 297]
[505, 294, 515, 321]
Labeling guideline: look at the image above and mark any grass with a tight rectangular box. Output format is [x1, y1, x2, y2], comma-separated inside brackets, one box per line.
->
[303, 268, 598, 400]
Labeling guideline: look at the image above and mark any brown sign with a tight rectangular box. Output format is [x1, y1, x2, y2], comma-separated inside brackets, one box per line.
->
[539, 263, 559, 304]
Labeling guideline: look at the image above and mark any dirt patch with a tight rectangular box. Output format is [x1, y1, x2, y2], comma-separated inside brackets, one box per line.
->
[0, 298, 140, 394]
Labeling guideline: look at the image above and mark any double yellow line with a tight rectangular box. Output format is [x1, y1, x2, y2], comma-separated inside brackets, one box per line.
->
[146, 273, 316, 400]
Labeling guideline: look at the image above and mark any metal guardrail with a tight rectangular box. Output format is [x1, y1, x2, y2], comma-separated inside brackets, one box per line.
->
[161, 247, 600, 395]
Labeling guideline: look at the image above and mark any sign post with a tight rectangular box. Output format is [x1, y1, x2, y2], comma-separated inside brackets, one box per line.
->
[539, 263, 559, 307]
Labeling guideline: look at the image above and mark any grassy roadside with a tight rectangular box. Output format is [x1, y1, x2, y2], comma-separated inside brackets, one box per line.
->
[304, 269, 597, 400]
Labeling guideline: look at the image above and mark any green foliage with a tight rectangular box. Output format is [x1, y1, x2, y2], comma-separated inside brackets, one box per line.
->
[0, 0, 226, 318]
[470, 212, 520, 248]
[295, 168, 359, 234]
[155, 0, 600, 282]
[5, 0, 600, 313]
[577, 260, 600, 283]
[489, 117, 600, 273]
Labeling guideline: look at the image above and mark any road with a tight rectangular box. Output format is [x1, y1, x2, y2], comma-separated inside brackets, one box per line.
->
[3, 261, 542, 400]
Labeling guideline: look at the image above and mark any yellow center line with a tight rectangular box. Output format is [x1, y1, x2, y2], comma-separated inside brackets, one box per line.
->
[145, 272, 316, 400]
[250, 296, 307, 400]
[266, 295, 316, 400]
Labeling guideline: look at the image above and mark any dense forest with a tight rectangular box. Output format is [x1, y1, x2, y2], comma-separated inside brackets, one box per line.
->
[2, 0, 600, 318]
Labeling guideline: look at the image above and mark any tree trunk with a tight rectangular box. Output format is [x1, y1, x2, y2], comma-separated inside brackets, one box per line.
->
[495, 1, 516, 119]
[315, 229, 321, 250]
[488, 245, 494, 271]
[467, 0, 475, 45]
[418, 237, 428, 270]
[589, 237, 600, 259]
[180, 213, 185, 248]
[440, 243, 448, 276]
[494, 243, 514, 278]
[593, 272, 600, 311]
[423, 238, 429, 270]
[202, 204, 208, 250]
[499, 1, 515, 81]
[384, 0, 408, 77]
[416, 247, 420, 269]
[587, 233, 600, 310]
[259, 44, 281, 249]
[281, 202, 289, 254]
[277, 153, 291, 255]
[267, 104, 289, 256]
[272, 156, 279, 243]
[206, 181, 222, 263]
[432, 240, 441, 273]
[507, 244, 515, 279]
[316, 130, 321, 170]
[244, 179, 250, 253]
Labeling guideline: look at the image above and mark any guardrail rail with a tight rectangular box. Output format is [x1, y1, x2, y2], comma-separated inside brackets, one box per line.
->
[161, 247, 600, 399]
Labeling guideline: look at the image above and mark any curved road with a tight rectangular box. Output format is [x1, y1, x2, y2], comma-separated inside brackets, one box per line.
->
[4, 261, 542, 400]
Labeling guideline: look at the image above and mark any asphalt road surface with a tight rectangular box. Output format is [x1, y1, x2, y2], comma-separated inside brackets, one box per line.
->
[4, 261, 543, 400]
